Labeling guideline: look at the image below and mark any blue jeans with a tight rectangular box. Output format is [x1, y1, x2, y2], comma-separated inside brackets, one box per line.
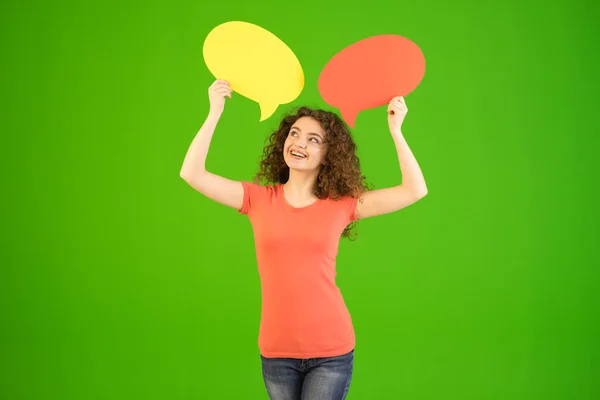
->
[260, 349, 354, 400]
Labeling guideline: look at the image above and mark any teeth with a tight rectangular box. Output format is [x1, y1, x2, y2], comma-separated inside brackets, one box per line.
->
[291, 151, 306, 158]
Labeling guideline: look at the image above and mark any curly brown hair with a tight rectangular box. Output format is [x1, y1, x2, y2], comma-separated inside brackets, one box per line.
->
[253, 106, 373, 240]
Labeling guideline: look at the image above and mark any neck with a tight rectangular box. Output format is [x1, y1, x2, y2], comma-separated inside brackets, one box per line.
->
[284, 168, 320, 199]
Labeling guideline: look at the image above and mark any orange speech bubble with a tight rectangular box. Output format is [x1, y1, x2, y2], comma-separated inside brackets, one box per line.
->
[318, 35, 426, 128]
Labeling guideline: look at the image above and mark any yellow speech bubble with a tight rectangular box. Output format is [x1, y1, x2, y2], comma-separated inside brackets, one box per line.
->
[203, 21, 304, 121]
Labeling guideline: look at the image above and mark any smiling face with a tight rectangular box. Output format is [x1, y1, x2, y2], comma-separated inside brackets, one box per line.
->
[283, 116, 327, 172]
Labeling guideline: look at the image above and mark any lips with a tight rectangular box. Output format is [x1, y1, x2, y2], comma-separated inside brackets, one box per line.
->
[290, 149, 307, 158]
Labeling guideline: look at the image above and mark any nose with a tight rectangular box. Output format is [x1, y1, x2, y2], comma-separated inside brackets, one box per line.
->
[295, 136, 308, 148]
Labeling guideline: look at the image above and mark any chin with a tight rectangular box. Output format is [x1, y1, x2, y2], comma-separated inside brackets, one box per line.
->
[287, 164, 320, 173]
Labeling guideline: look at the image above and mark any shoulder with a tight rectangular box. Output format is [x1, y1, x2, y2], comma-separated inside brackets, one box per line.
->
[240, 181, 278, 195]
[238, 181, 280, 215]
[324, 193, 360, 223]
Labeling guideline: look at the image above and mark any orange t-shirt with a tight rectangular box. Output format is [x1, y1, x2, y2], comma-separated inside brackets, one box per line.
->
[238, 181, 359, 359]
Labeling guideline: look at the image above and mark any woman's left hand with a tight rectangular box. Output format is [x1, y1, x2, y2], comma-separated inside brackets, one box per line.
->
[387, 96, 408, 133]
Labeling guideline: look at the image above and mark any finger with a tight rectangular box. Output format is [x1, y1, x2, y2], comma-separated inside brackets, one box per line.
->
[390, 96, 406, 106]
[211, 81, 229, 90]
[213, 83, 231, 91]
[388, 105, 406, 115]
[214, 87, 233, 94]
[394, 99, 407, 109]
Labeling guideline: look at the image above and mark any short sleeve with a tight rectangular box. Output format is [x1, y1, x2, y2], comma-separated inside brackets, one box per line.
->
[238, 181, 268, 216]
[341, 195, 360, 224]
[348, 196, 359, 222]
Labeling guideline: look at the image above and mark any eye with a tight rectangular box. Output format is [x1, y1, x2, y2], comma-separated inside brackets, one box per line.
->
[310, 138, 319, 143]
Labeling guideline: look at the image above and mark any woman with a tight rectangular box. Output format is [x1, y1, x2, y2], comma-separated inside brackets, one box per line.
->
[180, 80, 428, 399]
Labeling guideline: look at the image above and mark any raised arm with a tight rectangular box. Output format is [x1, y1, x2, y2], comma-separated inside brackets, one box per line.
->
[356, 96, 428, 220]
[180, 80, 244, 210]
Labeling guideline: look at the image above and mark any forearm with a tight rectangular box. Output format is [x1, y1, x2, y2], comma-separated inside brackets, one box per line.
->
[391, 129, 428, 196]
[179, 112, 221, 179]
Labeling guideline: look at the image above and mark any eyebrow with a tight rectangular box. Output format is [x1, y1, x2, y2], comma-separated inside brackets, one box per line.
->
[291, 126, 324, 141]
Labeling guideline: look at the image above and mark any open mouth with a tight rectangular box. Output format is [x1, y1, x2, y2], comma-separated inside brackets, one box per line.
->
[290, 150, 307, 159]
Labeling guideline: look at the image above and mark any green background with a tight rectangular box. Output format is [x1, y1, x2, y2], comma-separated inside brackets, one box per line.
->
[2, 0, 598, 399]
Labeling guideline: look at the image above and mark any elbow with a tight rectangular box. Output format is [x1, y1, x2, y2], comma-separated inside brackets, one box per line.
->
[179, 165, 198, 181]
[180, 169, 198, 184]
[180, 170, 190, 182]
[415, 186, 428, 201]
[180, 168, 207, 184]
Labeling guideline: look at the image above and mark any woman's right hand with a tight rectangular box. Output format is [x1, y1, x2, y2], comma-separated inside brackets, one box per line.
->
[208, 79, 233, 116]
